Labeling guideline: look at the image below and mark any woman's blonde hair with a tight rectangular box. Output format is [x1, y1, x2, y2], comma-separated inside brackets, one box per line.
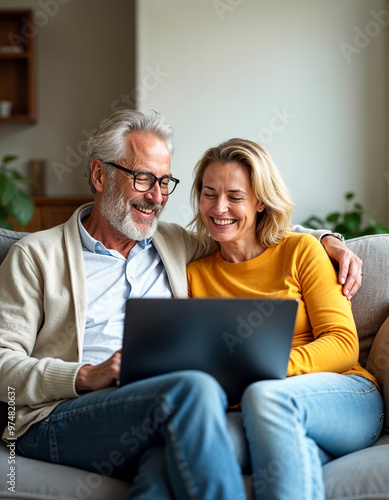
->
[190, 138, 294, 249]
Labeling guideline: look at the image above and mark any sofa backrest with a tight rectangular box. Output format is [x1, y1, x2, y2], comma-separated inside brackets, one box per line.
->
[345, 234, 389, 366]
[0, 228, 28, 265]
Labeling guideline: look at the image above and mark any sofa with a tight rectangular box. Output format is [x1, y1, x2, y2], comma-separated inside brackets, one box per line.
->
[0, 228, 388, 500]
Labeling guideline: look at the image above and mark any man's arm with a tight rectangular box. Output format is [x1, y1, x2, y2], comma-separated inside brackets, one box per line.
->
[320, 235, 362, 300]
[0, 239, 84, 407]
[292, 224, 331, 241]
[292, 225, 363, 299]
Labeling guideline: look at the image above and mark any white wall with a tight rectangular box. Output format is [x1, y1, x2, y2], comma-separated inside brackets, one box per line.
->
[0, 0, 387, 228]
[137, 0, 388, 227]
[0, 0, 136, 195]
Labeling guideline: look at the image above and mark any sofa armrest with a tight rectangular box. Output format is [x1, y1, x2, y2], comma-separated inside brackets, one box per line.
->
[366, 316, 389, 433]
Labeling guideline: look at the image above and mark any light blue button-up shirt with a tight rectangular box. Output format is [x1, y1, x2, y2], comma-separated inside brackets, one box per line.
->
[78, 207, 172, 364]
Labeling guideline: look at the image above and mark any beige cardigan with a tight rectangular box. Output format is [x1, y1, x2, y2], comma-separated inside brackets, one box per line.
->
[0, 204, 203, 440]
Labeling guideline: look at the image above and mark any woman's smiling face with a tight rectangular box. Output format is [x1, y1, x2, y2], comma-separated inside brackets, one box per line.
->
[199, 161, 265, 247]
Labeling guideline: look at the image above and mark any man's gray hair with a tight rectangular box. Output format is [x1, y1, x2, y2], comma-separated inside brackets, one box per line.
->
[85, 109, 175, 193]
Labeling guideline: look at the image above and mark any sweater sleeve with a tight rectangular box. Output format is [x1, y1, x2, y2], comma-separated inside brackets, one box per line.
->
[0, 244, 82, 407]
[287, 234, 359, 376]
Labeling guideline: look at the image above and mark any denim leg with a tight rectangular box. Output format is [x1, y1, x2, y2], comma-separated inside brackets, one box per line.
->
[127, 445, 174, 499]
[17, 370, 245, 500]
[241, 373, 384, 500]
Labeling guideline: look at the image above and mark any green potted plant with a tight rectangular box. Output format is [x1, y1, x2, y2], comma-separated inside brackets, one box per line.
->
[0, 155, 35, 230]
[302, 192, 389, 240]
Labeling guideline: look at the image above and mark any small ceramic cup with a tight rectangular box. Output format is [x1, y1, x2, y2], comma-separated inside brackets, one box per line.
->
[0, 101, 13, 117]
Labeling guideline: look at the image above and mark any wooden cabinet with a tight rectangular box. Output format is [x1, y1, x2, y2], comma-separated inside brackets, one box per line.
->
[0, 9, 35, 122]
[12, 196, 94, 232]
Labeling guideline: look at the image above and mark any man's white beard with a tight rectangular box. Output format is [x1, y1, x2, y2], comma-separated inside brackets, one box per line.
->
[100, 183, 163, 241]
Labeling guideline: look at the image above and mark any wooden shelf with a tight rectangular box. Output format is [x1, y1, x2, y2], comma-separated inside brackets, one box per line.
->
[12, 196, 94, 232]
[0, 114, 35, 123]
[0, 52, 30, 59]
[0, 9, 35, 123]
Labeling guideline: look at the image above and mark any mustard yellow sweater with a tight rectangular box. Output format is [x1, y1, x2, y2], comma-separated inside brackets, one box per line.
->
[187, 233, 376, 384]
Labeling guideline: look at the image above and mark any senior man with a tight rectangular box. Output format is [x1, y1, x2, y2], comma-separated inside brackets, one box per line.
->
[0, 109, 362, 500]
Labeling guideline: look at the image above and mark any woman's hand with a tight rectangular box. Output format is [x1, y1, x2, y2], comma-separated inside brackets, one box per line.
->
[321, 236, 363, 299]
[75, 349, 122, 393]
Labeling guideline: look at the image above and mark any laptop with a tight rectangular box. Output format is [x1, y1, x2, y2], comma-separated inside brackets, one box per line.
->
[119, 297, 298, 405]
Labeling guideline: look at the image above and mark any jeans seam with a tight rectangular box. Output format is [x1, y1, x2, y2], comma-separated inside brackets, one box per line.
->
[291, 378, 383, 452]
[367, 412, 385, 446]
[15, 441, 26, 457]
[167, 419, 197, 500]
[290, 395, 312, 500]
[291, 379, 378, 401]
[48, 418, 59, 463]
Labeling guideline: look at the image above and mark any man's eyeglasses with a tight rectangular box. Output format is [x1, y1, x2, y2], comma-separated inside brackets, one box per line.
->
[105, 161, 180, 196]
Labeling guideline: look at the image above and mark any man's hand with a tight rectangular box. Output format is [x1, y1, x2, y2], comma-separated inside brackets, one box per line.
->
[321, 236, 363, 300]
[75, 349, 122, 393]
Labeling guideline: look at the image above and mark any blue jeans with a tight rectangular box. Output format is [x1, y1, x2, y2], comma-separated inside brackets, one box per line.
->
[241, 373, 384, 500]
[16, 370, 246, 500]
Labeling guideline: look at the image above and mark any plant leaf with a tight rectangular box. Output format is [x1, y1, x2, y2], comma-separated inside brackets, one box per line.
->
[326, 212, 340, 223]
[8, 189, 34, 226]
[8, 169, 36, 184]
[344, 212, 361, 232]
[0, 172, 17, 206]
[302, 192, 389, 239]
[0, 217, 13, 230]
[369, 220, 389, 234]
[301, 216, 325, 229]
[8, 169, 24, 180]
[353, 202, 364, 213]
[359, 226, 376, 236]
[1, 155, 18, 166]
[332, 223, 353, 240]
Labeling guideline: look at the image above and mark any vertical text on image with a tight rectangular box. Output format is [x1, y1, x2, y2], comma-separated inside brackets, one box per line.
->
[7, 387, 17, 493]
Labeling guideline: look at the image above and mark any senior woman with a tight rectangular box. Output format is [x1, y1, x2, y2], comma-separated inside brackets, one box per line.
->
[186, 138, 384, 500]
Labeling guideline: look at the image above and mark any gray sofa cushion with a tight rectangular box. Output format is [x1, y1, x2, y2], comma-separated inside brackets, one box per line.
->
[227, 411, 251, 473]
[0, 228, 28, 265]
[0, 440, 130, 500]
[323, 437, 389, 500]
[346, 235, 389, 367]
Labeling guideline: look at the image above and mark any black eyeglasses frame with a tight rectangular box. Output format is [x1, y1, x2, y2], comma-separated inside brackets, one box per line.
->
[104, 161, 180, 196]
